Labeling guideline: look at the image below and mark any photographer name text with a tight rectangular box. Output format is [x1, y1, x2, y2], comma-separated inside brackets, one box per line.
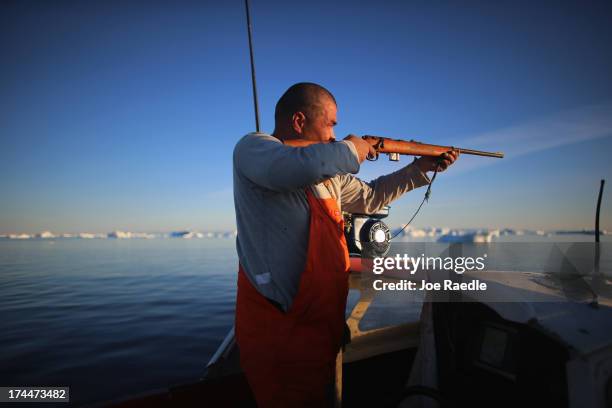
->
[373, 279, 487, 291]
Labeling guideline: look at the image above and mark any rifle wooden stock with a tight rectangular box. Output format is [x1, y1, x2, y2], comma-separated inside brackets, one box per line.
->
[284, 135, 504, 159]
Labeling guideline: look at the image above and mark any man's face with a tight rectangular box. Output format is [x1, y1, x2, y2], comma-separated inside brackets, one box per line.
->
[301, 98, 337, 142]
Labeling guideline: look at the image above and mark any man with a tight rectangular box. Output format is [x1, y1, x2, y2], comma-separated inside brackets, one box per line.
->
[233, 82, 458, 407]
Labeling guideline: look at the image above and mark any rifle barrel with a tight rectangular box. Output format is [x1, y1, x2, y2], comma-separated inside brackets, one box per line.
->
[456, 147, 504, 158]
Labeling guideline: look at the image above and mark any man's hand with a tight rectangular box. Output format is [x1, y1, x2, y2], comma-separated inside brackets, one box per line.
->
[414, 150, 460, 173]
[344, 135, 377, 163]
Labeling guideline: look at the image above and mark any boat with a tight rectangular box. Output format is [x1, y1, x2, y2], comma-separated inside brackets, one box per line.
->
[98, 253, 612, 408]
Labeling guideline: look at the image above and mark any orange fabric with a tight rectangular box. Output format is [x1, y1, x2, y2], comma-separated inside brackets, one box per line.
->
[235, 188, 350, 408]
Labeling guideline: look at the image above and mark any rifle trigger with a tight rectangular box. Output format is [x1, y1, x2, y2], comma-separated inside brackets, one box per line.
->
[372, 137, 384, 150]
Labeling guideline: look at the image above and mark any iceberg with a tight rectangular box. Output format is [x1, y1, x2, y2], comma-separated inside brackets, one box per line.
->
[438, 230, 499, 243]
[107, 231, 157, 239]
[170, 231, 203, 239]
[133, 232, 156, 239]
[108, 231, 132, 239]
[9, 234, 31, 240]
[393, 226, 452, 238]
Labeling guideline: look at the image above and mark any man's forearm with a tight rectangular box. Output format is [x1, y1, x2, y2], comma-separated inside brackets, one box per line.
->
[341, 162, 430, 214]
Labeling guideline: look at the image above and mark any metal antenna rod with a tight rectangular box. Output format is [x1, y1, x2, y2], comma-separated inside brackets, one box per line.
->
[595, 179, 605, 243]
[594, 179, 605, 284]
[244, 0, 261, 132]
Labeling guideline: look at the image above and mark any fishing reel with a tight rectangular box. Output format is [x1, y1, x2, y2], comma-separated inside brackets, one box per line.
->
[344, 207, 391, 258]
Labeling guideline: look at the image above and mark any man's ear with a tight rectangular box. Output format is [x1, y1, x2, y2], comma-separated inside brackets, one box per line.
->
[291, 112, 306, 135]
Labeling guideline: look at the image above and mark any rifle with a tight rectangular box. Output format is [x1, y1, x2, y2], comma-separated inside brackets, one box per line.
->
[284, 135, 504, 161]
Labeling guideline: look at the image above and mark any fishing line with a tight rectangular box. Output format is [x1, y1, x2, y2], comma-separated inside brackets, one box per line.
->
[388, 167, 438, 241]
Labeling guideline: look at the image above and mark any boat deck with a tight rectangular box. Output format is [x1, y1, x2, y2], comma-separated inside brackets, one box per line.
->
[107, 347, 416, 408]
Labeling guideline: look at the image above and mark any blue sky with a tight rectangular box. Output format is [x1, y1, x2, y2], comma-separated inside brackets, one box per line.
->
[1, 0, 611, 233]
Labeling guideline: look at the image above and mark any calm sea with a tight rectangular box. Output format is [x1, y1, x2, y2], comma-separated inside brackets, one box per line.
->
[1, 236, 610, 406]
[0, 239, 238, 406]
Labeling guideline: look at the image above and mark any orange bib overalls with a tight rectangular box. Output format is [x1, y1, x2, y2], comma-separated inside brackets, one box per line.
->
[236, 187, 350, 407]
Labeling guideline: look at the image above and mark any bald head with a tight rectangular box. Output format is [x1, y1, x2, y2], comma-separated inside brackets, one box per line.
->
[272, 82, 338, 142]
[274, 82, 336, 125]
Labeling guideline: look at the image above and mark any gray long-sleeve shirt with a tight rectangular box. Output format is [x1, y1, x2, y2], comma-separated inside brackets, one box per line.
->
[233, 132, 430, 310]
